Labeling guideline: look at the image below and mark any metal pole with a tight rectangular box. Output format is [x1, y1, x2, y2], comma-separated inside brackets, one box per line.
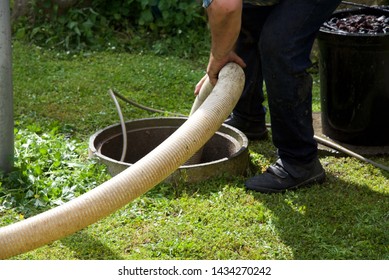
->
[0, 0, 14, 173]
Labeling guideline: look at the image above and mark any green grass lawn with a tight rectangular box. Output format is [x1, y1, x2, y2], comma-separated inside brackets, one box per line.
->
[0, 41, 388, 260]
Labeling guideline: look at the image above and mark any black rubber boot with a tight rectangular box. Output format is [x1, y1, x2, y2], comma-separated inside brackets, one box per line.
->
[245, 158, 325, 193]
[224, 114, 268, 140]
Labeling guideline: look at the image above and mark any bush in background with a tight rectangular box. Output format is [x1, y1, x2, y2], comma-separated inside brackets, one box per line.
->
[12, 0, 208, 57]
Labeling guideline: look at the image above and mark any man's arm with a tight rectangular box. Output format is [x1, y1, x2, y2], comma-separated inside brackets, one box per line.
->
[195, 0, 245, 94]
[207, 0, 242, 61]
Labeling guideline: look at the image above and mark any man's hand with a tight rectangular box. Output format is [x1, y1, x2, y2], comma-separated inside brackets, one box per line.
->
[207, 50, 246, 86]
[195, 51, 245, 95]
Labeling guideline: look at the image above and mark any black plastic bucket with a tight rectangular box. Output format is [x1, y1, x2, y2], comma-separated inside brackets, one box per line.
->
[318, 8, 389, 145]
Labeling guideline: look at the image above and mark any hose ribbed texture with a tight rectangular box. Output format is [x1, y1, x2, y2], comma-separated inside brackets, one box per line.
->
[189, 76, 213, 116]
[185, 75, 213, 165]
[0, 63, 245, 259]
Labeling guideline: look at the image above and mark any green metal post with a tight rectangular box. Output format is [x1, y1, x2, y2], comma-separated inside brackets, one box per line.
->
[0, 0, 14, 173]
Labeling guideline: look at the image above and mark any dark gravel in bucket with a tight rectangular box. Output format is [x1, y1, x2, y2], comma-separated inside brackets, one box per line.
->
[323, 14, 389, 34]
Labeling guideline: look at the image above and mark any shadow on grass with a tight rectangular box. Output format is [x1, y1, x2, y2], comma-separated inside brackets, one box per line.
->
[252, 173, 389, 259]
[60, 231, 124, 260]
[164, 166, 389, 259]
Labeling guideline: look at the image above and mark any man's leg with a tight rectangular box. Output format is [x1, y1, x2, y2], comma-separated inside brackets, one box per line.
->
[245, 0, 341, 193]
[225, 5, 273, 140]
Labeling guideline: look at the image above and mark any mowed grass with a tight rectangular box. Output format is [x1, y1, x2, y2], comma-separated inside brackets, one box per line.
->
[0, 41, 388, 260]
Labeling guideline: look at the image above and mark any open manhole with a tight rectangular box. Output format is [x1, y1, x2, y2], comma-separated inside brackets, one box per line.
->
[89, 117, 249, 183]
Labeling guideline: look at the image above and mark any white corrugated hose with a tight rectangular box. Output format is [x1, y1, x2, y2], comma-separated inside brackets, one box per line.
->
[0, 63, 245, 259]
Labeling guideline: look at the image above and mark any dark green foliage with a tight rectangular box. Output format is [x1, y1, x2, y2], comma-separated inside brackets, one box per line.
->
[12, 0, 207, 55]
[92, 0, 205, 33]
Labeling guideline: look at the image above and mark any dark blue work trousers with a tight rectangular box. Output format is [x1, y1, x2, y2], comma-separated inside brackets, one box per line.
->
[234, 0, 341, 165]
